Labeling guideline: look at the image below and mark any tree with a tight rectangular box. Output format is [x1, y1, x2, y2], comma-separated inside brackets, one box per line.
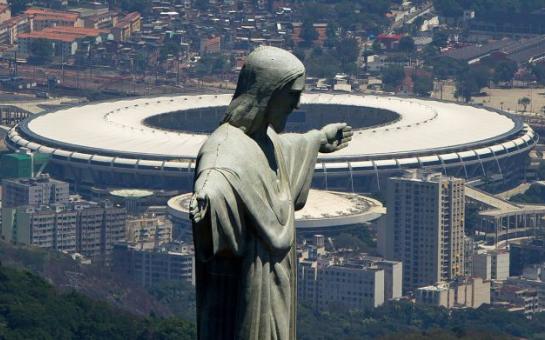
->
[429, 56, 465, 80]
[118, 0, 150, 13]
[455, 66, 490, 102]
[193, 0, 210, 11]
[381, 65, 405, 91]
[518, 97, 531, 112]
[9, 0, 32, 15]
[300, 20, 318, 47]
[432, 31, 449, 48]
[413, 74, 433, 97]
[324, 22, 338, 48]
[398, 36, 415, 54]
[433, 0, 464, 17]
[28, 39, 53, 66]
[194, 53, 230, 76]
[335, 38, 360, 74]
[532, 63, 545, 85]
[493, 60, 517, 84]
[159, 36, 181, 61]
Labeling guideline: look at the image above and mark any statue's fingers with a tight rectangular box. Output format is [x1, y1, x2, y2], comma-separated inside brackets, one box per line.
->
[342, 136, 352, 143]
[343, 130, 353, 138]
[337, 143, 348, 150]
[343, 125, 352, 132]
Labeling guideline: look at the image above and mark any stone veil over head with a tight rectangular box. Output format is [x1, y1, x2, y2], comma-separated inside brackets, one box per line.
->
[222, 46, 306, 135]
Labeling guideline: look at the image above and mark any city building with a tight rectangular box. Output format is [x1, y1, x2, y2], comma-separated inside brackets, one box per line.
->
[200, 35, 221, 54]
[380, 171, 465, 293]
[0, 14, 32, 45]
[112, 12, 141, 41]
[298, 251, 402, 310]
[473, 249, 510, 281]
[3, 204, 77, 252]
[416, 277, 491, 309]
[24, 7, 83, 31]
[0, 4, 11, 24]
[126, 213, 173, 249]
[2, 198, 126, 263]
[2, 174, 69, 208]
[510, 239, 545, 276]
[112, 243, 194, 287]
[494, 284, 540, 316]
[18, 26, 107, 57]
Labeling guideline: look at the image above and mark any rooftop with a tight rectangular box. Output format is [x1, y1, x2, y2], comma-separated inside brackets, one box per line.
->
[25, 7, 80, 22]
[17, 93, 517, 161]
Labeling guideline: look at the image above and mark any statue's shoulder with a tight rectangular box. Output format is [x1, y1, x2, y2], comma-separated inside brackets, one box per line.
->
[204, 123, 245, 145]
[199, 123, 251, 156]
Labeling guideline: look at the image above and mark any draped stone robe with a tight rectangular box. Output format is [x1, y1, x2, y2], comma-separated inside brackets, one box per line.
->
[192, 123, 322, 340]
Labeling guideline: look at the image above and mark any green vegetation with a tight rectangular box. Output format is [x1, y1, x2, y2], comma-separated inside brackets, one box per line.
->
[194, 53, 231, 76]
[455, 65, 490, 102]
[398, 36, 416, 55]
[332, 225, 376, 253]
[148, 280, 196, 323]
[511, 184, 545, 204]
[381, 65, 405, 91]
[116, 0, 151, 14]
[433, 0, 545, 18]
[299, 0, 394, 34]
[304, 38, 359, 78]
[518, 97, 531, 112]
[413, 74, 434, 97]
[0, 264, 195, 339]
[298, 300, 545, 339]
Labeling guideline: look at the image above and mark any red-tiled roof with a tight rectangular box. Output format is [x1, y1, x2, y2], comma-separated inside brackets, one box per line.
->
[114, 11, 140, 28]
[43, 26, 106, 36]
[25, 8, 80, 22]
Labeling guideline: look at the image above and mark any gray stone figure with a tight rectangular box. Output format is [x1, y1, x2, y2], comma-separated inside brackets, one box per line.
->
[189, 46, 353, 340]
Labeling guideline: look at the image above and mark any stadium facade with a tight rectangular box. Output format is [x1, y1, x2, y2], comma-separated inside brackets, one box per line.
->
[5, 93, 538, 194]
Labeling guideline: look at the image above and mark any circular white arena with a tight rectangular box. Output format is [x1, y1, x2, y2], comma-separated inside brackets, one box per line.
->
[167, 190, 386, 233]
[6, 93, 537, 193]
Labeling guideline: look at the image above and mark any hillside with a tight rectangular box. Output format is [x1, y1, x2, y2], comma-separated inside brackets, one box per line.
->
[0, 264, 195, 339]
[0, 241, 172, 317]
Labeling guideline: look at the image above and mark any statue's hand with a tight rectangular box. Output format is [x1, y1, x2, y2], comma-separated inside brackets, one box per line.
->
[189, 192, 209, 223]
[319, 123, 353, 153]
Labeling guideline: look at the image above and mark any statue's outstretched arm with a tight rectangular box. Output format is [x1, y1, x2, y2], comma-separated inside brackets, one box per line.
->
[319, 123, 353, 153]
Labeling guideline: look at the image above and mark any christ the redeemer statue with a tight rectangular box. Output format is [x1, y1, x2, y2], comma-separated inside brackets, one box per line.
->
[189, 46, 353, 340]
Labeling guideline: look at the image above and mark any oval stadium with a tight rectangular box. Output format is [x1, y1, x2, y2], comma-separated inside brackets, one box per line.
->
[167, 189, 386, 234]
[5, 93, 538, 194]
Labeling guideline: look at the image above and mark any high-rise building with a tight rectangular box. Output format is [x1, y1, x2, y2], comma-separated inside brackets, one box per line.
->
[381, 171, 465, 293]
[2, 174, 69, 208]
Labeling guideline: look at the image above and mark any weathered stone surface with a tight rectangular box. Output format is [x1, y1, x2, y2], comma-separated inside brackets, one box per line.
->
[190, 46, 352, 340]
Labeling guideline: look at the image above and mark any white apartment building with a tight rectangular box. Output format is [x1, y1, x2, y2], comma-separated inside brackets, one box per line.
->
[416, 277, 490, 309]
[2, 174, 69, 208]
[298, 252, 402, 310]
[380, 170, 465, 293]
[473, 249, 510, 281]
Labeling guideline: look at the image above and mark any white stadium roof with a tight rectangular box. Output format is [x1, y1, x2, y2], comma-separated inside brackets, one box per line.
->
[17, 93, 516, 160]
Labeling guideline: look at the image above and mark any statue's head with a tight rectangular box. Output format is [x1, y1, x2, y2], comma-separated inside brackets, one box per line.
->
[223, 46, 305, 134]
